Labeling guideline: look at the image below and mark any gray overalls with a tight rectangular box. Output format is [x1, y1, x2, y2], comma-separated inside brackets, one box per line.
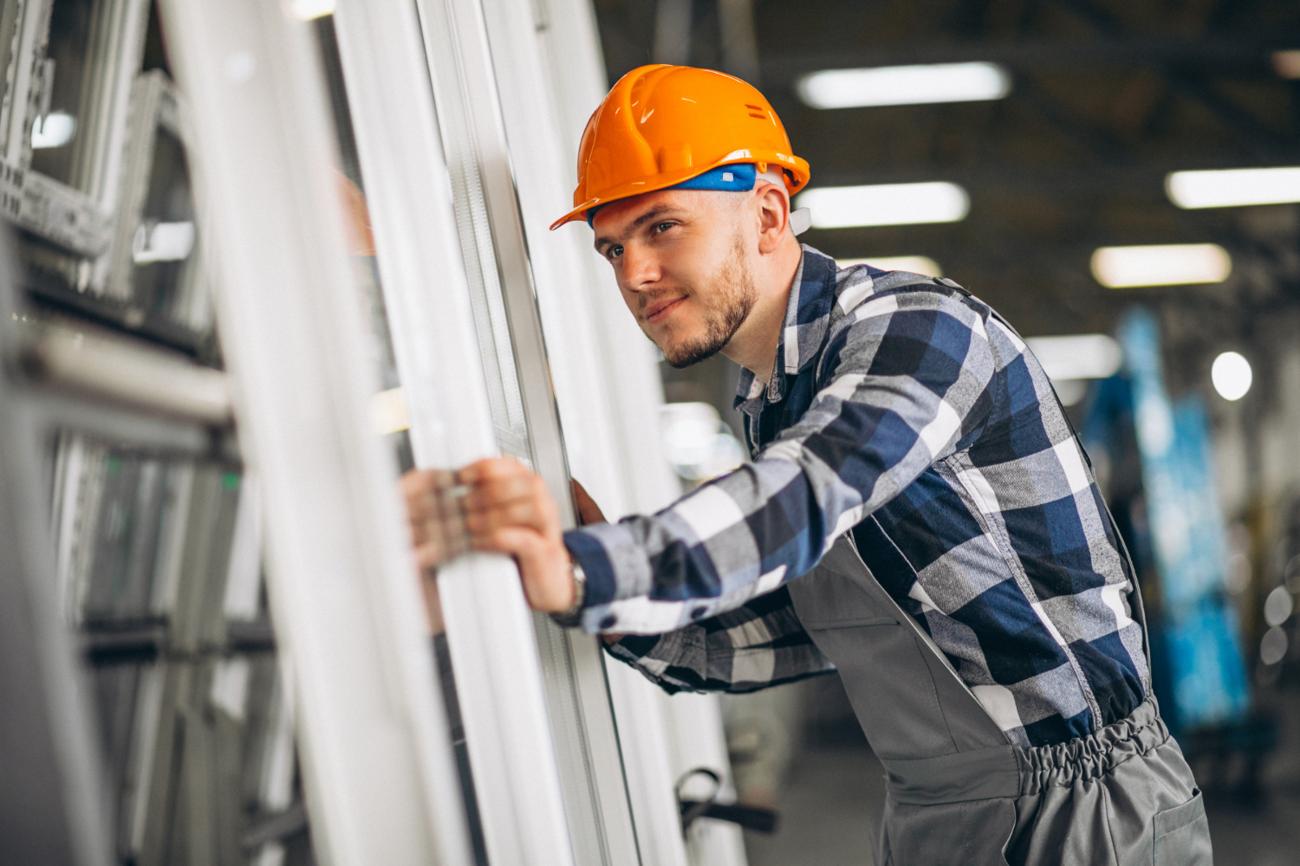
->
[788, 532, 1213, 865]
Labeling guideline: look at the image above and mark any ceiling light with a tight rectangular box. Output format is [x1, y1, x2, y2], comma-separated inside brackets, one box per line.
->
[1166, 166, 1300, 209]
[796, 182, 969, 229]
[288, 0, 334, 20]
[1264, 586, 1294, 628]
[1272, 50, 1300, 80]
[1211, 351, 1252, 401]
[1260, 627, 1288, 666]
[838, 256, 942, 275]
[1090, 244, 1231, 288]
[31, 111, 76, 149]
[797, 62, 1011, 109]
[1024, 334, 1123, 381]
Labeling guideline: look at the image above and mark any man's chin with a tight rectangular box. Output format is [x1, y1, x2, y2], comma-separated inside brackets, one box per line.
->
[662, 338, 726, 369]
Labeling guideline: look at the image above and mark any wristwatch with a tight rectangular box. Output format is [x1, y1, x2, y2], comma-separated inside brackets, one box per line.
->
[550, 559, 587, 628]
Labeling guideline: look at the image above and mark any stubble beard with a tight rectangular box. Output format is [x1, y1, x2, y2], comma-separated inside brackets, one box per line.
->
[660, 237, 757, 369]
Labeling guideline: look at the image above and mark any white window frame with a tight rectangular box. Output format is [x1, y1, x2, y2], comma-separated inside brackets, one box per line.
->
[155, 2, 474, 863]
[326, 1, 581, 863]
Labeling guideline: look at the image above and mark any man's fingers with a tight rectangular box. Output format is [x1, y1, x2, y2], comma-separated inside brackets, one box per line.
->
[470, 526, 570, 612]
[465, 498, 554, 537]
[463, 474, 538, 511]
[402, 469, 468, 533]
[400, 467, 455, 494]
[415, 541, 445, 572]
[456, 456, 530, 484]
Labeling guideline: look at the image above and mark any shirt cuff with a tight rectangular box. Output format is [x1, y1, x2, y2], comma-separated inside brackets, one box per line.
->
[562, 522, 653, 627]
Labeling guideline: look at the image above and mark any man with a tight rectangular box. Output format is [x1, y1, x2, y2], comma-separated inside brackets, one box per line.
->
[404, 64, 1211, 864]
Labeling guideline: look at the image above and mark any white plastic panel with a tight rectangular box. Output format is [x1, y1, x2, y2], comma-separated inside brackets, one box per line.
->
[155, 2, 473, 863]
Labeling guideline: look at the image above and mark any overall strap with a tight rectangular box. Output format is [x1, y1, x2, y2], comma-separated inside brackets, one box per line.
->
[842, 522, 1010, 739]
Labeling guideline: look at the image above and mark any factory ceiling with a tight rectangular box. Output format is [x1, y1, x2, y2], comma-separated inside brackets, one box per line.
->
[590, 0, 1300, 340]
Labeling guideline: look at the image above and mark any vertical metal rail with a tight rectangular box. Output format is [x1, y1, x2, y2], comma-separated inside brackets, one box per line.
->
[71, 0, 150, 204]
[1, 0, 49, 165]
[0, 237, 113, 866]
[156, 3, 472, 864]
[328, 2, 577, 864]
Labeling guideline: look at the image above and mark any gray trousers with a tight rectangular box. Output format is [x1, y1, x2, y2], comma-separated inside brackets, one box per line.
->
[788, 534, 1212, 865]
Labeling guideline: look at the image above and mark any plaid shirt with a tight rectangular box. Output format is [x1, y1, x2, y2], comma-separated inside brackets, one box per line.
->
[563, 244, 1150, 747]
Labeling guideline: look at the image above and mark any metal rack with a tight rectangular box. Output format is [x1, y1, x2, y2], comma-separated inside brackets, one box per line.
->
[1, 2, 752, 863]
[0, 3, 315, 864]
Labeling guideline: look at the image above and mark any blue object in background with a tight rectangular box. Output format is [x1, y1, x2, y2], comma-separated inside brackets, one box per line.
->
[1084, 309, 1250, 732]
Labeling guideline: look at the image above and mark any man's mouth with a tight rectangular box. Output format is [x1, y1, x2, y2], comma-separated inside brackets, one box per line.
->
[644, 296, 686, 323]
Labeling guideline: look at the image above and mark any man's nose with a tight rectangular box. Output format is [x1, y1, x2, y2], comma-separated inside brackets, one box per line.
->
[619, 244, 661, 291]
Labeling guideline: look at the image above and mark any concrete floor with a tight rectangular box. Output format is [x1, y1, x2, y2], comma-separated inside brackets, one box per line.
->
[740, 683, 1300, 866]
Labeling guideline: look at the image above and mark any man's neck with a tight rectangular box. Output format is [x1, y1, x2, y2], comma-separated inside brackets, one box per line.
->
[723, 238, 803, 380]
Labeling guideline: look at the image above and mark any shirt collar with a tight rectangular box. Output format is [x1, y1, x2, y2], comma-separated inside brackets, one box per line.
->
[734, 244, 839, 413]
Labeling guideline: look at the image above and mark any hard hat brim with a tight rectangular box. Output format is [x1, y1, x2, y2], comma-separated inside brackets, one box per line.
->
[549, 155, 810, 231]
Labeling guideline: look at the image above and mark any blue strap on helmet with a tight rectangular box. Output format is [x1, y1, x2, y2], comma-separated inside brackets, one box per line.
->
[587, 163, 758, 225]
[671, 162, 757, 192]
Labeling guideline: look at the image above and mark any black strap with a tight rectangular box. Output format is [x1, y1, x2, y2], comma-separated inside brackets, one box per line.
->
[674, 767, 780, 835]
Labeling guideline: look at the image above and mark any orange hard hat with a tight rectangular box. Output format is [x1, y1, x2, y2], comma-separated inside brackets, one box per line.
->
[550, 64, 811, 230]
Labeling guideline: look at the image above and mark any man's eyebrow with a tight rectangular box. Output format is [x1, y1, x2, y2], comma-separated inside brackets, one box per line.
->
[593, 205, 679, 251]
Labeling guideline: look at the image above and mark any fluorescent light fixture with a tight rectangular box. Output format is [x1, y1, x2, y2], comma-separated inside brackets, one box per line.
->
[1166, 166, 1300, 209]
[796, 182, 969, 229]
[1211, 351, 1252, 401]
[1090, 243, 1231, 288]
[1024, 334, 1123, 381]
[797, 62, 1011, 109]
[31, 111, 75, 149]
[838, 256, 942, 276]
[288, 0, 334, 20]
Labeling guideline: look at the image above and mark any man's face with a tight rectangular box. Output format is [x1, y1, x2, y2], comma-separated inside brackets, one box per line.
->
[591, 189, 757, 368]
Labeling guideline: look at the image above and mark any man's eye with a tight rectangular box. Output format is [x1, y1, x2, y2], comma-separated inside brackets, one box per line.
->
[653, 221, 675, 234]
[606, 244, 623, 261]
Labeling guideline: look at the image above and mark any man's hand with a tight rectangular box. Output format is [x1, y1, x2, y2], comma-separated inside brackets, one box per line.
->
[401, 467, 467, 633]
[457, 457, 577, 614]
[403, 457, 583, 617]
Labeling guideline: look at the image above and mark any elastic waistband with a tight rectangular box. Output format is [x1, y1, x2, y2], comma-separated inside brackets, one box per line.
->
[883, 698, 1168, 806]
[1017, 697, 1167, 796]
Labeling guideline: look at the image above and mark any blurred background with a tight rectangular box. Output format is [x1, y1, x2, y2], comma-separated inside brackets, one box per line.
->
[588, 2, 1300, 864]
[1, 1, 1298, 865]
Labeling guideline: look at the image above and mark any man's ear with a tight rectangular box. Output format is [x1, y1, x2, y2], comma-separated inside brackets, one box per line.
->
[755, 182, 790, 254]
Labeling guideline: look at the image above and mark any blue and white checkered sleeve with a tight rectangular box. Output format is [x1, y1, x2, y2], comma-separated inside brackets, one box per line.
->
[600, 587, 835, 694]
[564, 291, 996, 635]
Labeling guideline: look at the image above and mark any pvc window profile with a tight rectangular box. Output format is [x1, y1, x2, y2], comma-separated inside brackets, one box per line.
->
[157, 1, 475, 862]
